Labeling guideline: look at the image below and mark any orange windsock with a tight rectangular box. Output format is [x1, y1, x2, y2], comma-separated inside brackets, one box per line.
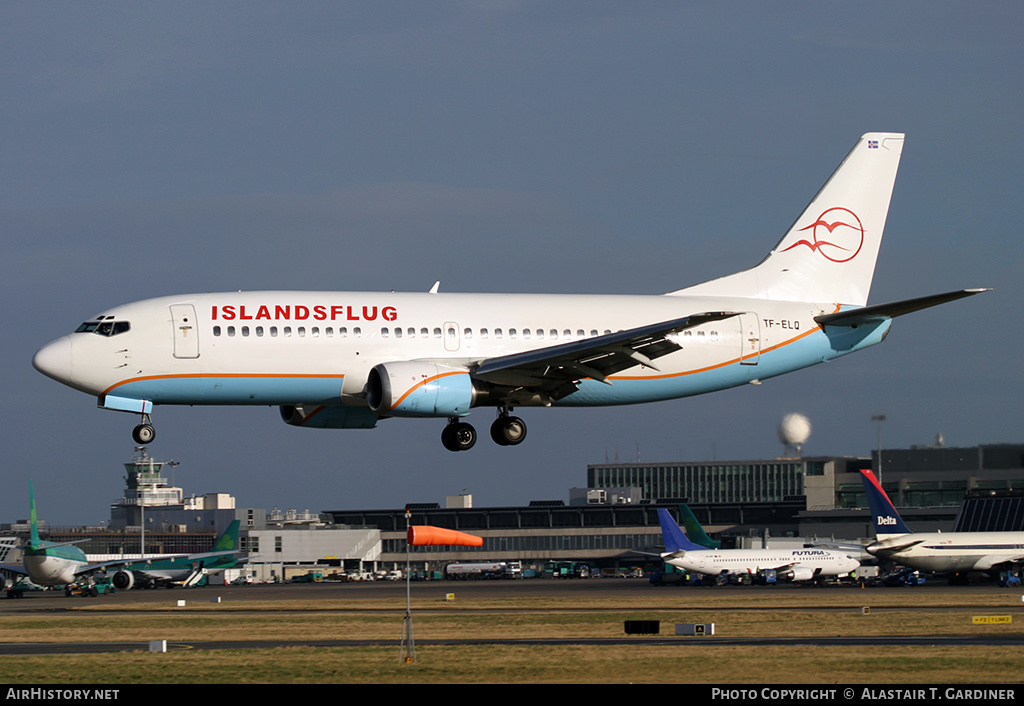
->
[408, 525, 483, 547]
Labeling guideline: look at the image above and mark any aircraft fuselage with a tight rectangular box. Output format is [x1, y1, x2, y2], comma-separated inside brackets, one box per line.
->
[35, 291, 887, 410]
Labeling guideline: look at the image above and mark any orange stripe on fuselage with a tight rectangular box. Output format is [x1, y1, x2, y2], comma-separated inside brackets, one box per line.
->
[390, 370, 465, 411]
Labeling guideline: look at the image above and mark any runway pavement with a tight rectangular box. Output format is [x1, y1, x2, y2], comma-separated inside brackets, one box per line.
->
[3, 578, 1022, 656]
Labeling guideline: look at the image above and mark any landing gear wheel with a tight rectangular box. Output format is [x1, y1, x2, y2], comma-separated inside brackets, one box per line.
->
[132, 423, 156, 444]
[490, 416, 527, 446]
[441, 422, 477, 452]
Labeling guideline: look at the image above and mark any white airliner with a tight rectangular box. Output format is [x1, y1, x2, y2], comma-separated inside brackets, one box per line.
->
[33, 133, 986, 451]
[861, 470, 1024, 583]
[657, 509, 860, 581]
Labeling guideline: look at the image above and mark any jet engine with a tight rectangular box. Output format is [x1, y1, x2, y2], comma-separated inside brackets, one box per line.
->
[112, 570, 135, 590]
[366, 362, 474, 417]
[784, 566, 816, 582]
[279, 404, 378, 429]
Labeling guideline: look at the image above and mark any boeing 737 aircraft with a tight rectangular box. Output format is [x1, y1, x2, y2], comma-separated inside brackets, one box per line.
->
[861, 470, 1024, 584]
[33, 133, 987, 451]
[658, 509, 860, 581]
[0, 482, 242, 594]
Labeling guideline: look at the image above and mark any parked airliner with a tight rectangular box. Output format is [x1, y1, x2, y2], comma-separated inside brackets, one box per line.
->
[861, 470, 1024, 584]
[33, 133, 987, 451]
[657, 509, 860, 581]
[0, 482, 241, 594]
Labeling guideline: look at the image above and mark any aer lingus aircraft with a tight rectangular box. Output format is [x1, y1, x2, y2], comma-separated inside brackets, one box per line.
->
[0, 482, 241, 594]
[33, 133, 986, 451]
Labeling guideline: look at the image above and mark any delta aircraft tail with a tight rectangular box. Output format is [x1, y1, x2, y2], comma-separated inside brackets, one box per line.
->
[861, 469, 914, 541]
[674, 132, 904, 305]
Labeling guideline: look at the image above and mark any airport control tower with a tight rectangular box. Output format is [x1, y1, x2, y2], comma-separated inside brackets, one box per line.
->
[108, 446, 185, 529]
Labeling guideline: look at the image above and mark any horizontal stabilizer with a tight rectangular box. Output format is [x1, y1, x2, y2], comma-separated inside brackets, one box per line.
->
[815, 289, 990, 327]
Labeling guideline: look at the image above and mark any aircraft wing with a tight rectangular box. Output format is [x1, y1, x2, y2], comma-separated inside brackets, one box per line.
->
[0, 563, 30, 577]
[870, 538, 926, 555]
[79, 554, 188, 575]
[975, 554, 1024, 572]
[182, 549, 243, 562]
[472, 312, 738, 394]
[815, 289, 989, 327]
[80, 549, 240, 575]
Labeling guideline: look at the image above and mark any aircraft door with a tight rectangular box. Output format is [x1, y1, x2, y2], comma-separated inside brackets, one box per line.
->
[443, 321, 460, 352]
[738, 313, 761, 365]
[170, 304, 200, 359]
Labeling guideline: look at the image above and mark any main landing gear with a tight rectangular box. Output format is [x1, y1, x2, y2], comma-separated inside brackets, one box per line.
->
[441, 419, 477, 452]
[441, 410, 527, 452]
[132, 414, 156, 444]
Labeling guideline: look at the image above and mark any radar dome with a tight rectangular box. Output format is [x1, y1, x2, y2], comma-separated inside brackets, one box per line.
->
[778, 413, 812, 446]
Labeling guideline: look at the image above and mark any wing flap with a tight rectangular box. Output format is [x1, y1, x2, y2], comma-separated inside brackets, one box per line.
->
[473, 312, 737, 391]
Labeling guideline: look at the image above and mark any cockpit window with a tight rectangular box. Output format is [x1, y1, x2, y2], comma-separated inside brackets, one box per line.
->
[74, 321, 131, 336]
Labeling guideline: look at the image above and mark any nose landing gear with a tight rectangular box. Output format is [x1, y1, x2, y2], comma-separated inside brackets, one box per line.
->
[132, 414, 156, 444]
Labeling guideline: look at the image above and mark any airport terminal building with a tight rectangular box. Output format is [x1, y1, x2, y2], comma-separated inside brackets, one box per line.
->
[5, 443, 1021, 578]
[325, 442, 1024, 572]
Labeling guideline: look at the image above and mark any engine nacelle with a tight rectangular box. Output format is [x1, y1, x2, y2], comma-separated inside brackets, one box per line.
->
[366, 362, 474, 417]
[112, 570, 135, 590]
[785, 566, 816, 582]
[279, 404, 378, 429]
[1, 575, 10, 592]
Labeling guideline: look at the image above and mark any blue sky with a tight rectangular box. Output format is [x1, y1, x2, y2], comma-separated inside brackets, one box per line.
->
[2, 2, 1021, 525]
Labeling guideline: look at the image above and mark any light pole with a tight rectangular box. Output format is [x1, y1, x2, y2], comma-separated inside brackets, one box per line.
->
[872, 414, 886, 483]
[400, 508, 416, 664]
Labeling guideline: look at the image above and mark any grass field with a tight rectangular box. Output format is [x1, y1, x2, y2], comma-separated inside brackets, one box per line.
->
[1, 588, 1022, 683]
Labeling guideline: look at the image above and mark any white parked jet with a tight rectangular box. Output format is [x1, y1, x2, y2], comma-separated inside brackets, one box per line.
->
[861, 470, 1024, 583]
[33, 133, 986, 451]
[657, 509, 860, 581]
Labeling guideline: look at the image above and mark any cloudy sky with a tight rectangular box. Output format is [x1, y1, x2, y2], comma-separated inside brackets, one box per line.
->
[2, 2, 1021, 526]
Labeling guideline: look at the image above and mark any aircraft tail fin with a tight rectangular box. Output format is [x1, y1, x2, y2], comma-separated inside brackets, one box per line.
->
[28, 480, 41, 547]
[678, 504, 721, 550]
[213, 520, 241, 552]
[672, 133, 904, 306]
[860, 469, 913, 540]
[657, 508, 704, 554]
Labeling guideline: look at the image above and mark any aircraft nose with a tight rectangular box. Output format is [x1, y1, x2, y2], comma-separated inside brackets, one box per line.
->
[33, 336, 73, 383]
